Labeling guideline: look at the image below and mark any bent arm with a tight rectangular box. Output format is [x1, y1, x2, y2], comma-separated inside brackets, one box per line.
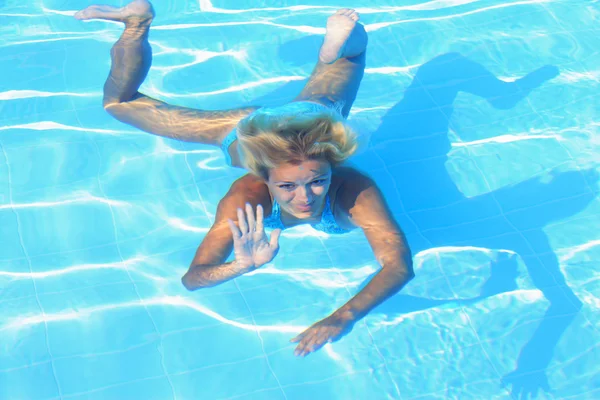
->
[182, 259, 254, 290]
[182, 176, 270, 290]
[334, 173, 414, 322]
[182, 212, 248, 291]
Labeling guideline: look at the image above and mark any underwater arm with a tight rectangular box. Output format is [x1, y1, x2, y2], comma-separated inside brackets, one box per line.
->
[182, 197, 245, 291]
[182, 177, 273, 290]
[183, 263, 254, 290]
[182, 217, 253, 290]
[334, 177, 414, 323]
[291, 174, 413, 356]
[332, 236, 413, 323]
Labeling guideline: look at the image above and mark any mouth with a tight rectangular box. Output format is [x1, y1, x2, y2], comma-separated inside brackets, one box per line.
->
[296, 203, 314, 212]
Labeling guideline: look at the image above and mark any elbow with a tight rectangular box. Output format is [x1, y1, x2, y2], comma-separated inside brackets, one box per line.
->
[386, 264, 414, 288]
[103, 99, 128, 120]
[181, 274, 195, 291]
[383, 251, 414, 281]
[181, 271, 206, 291]
[103, 98, 118, 112]
[394, 253, 415, 284]
[397, 268, 414, 285]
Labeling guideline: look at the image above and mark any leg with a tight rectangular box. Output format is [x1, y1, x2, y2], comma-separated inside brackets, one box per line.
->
[76, 0, 258, 149]
[294, 9, 368, 118]
[416, 53, 559, 110]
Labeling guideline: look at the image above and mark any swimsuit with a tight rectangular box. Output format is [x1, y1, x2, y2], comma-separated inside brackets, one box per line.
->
[263, 194, 351, 234]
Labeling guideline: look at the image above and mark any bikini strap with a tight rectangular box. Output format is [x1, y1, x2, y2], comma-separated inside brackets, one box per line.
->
[263, 198, 284, 230]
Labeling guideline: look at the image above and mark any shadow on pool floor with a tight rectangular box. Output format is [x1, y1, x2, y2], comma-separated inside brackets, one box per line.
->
[246, 47, 597, 398]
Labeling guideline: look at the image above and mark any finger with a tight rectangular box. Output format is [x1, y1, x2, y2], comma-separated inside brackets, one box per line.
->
[290, 329, 308, 343]
[270, 228, 282, 248]
[299, 338, 316, 356]
[299, 329, 324, 356]
[294, 331, 314, 356]
[294, 337, 310, 356]
[302, 339, 321, 357]
[255, 204, 264, 232]
[237, 207, 248, 234]
[227, 219, 242, 239]
[293, 341, 303, 356]
[304, 330, 327, 354]
[245, 203, 256, 233]
[317, 331, 334, 348]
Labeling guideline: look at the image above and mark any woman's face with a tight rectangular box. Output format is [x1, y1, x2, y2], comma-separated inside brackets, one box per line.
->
[267, 159, 332, 218]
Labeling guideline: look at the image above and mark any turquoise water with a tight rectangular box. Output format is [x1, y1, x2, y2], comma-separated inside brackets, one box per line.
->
[1, 0, 599, 399]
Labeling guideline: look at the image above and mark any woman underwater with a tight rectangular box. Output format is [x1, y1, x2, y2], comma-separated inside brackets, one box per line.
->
[76, 0, 414, 356]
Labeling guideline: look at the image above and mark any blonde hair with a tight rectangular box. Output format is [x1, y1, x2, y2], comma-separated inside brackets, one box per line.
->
[236, 106, 358, 180]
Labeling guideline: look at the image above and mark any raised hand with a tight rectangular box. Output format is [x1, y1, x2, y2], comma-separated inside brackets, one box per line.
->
[227, 203, 282, 270]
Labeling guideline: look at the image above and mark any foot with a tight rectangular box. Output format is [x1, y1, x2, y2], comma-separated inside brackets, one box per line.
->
[489, 65, 559, 109]
[319, 9, 368, 64]
[74, 0, 154, 23]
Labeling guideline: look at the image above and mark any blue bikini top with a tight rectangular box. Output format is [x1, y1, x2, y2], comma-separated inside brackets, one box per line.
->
[263, 195, 351, 234]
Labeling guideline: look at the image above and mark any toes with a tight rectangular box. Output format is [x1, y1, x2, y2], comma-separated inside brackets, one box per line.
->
[74, 8, 93, 20]
[333, 8, 359, 20]
[335, 8, 356, 16]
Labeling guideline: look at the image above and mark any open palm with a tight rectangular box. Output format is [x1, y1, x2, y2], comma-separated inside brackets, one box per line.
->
[227, 203, 282, 269]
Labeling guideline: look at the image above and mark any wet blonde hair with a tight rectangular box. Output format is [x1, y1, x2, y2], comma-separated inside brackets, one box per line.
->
[236, 106, 358, 180]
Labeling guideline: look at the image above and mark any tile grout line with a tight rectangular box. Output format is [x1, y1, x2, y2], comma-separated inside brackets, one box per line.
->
[223, 30, 288, 399]
[0, 144, 63, 398]
[317, 234, 403, 399]
[233, 280, 289, 399]
[175, 125, 288, 397]
[519, 2, 600, 334]
[469, 3, 598, 333]
[60, 36, 177, 397]
[420, 17, 597, 393]
[390, 40, 512, 395]
[88, 127, 178, 398]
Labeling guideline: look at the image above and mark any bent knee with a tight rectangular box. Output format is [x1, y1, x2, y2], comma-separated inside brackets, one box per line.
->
[103, 95, 120, 109]
[102, 99, 128, 118]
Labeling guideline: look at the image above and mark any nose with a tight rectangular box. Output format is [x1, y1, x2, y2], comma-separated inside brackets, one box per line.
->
[297, 186, 314, 204]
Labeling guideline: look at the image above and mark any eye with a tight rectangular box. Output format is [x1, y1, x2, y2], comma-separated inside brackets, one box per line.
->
[279, 184, 295, 191]
[312, 179, 327, 185]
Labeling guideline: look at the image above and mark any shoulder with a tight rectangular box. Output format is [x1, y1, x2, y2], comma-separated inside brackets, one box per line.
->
[333, 167, 395, 230]
[333, 167, 378, 201]
[227, 173, 270, 196]
[334, 166, 375, 182]
[217, 174, 271, 217]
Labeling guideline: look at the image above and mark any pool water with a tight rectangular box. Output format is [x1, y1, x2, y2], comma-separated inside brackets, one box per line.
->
[0, 0, 598, 399]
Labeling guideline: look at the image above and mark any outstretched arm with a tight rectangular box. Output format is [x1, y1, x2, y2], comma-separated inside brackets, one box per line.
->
[334, 176, 413, 320]
[292, 173, 413, 356]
